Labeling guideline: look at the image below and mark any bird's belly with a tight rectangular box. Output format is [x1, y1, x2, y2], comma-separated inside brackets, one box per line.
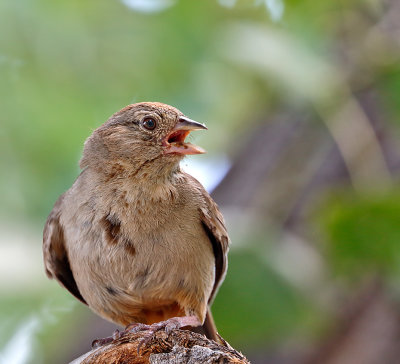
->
[69, 222, 215, 326]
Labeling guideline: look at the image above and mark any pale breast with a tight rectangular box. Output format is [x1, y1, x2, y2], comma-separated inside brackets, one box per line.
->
[62, 172, 215, 325]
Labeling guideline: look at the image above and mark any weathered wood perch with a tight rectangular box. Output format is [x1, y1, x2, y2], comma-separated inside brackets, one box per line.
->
[70, 329, 250, 364]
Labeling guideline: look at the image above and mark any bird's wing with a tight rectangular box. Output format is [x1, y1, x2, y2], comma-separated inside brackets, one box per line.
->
[43, 194, 87, 305]
[184, 173, 230, 304]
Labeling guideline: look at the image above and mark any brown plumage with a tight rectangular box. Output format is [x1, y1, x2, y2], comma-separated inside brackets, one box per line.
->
[43, 102, 230, 342]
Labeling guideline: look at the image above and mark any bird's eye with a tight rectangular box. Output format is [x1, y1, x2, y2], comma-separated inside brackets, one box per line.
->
[142, 118, 157, 130]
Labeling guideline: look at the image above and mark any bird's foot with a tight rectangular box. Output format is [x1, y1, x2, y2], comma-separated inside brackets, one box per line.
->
[130, 315, 201, 353]
[91, 316, 201, 353]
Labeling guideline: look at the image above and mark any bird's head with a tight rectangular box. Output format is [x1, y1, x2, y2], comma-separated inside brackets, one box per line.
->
[80, 102, 207, 174]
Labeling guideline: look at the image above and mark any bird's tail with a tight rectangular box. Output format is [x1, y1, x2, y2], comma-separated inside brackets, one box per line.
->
[191, 307, 224, 345]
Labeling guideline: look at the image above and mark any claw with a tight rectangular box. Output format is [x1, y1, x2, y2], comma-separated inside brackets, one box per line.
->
[91, 329, 121, 349]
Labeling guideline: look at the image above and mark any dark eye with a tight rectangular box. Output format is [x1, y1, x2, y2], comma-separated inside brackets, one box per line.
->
[142, 118, 157, 130]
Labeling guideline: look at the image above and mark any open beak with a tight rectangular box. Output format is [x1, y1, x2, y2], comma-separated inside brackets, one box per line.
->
[163, 117, 207, 155]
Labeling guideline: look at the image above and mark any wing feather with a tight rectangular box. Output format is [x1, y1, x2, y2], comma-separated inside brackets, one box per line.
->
[184, 173, 230, 304]
[43, 195, 87, 305]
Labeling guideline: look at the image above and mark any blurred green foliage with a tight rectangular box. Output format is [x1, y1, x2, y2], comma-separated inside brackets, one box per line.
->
[213, 250, 323, 349]
[318, 190, 400, 279]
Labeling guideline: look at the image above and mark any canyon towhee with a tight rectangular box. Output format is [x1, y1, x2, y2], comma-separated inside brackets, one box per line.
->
[43, 102, 230, 344]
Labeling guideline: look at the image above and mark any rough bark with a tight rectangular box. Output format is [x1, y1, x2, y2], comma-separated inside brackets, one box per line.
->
[70, 329, 250, 364]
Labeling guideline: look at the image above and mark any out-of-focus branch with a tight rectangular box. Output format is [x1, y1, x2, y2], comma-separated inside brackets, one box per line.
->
[221, 23, 392, 193]
[70, 329, 249, 364]
[302, 280, 400, 364]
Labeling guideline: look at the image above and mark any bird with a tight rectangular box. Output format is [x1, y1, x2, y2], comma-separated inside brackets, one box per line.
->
[42, 102, 230, 345]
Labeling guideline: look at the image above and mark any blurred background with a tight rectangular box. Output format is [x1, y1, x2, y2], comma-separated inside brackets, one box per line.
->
[1, 0, 400, 363]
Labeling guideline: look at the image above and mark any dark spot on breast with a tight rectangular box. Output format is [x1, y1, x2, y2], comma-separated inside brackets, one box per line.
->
[105, 286, 118, 296]
[178, 279, 186, 289]
[100, 213, 121, 245]
[124, 240, 136, 256]
[100, 213, 136, 254]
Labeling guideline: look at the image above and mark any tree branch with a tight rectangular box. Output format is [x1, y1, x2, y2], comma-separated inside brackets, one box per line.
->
[70, 329, 250, 364]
